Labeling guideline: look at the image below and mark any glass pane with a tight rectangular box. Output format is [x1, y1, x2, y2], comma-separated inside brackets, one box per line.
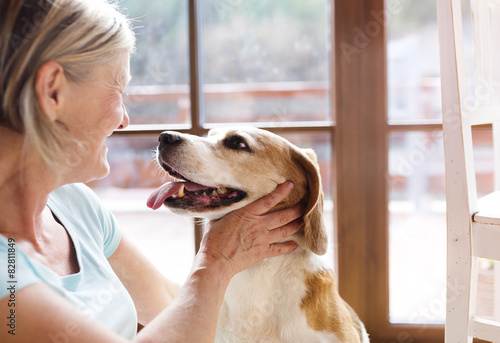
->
[202, 0, 331, 124]
[388, 129, 495, 323]
[387, 0, 472, 122]
[120, 0, 190, 125]
[87, 135, 194, 285]
[388, 131, 446, 324]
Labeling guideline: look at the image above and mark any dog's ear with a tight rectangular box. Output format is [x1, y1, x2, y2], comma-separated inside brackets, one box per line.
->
[292, 148, 328, 255]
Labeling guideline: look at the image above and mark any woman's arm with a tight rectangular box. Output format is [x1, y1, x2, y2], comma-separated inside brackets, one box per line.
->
[108, 235, 181, 326]
[0, 283, 130, 343]
[0, 182, 301, 343]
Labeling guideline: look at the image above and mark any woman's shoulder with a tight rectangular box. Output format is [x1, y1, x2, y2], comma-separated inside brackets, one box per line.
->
[49, 183, 121, 258]
[49, 183, 105, 218]
[50, 183, 99, 203]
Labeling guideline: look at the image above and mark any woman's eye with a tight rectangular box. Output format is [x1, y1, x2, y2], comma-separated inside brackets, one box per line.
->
[223, 135, 253, 153]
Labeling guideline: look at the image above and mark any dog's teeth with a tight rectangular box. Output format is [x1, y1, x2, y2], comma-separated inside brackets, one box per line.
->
[217, 188, 228, 195]
[178, 185, 185, 198]
[172, 194, 177, 198]
[210, 190, 218, 197]
[201, 192, 208, 197]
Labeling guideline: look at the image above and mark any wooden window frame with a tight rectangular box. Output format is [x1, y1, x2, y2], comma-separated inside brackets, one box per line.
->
[118, 0, 446, 341]
[334, 1, 445, 341]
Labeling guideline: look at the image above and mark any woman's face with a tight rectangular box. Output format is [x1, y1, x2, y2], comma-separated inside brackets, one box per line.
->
[58, 52, 130, 182]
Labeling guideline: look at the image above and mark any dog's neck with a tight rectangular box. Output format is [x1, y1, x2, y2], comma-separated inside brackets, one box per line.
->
[218, 245, 322, 341]
[231, 243, 319, 293]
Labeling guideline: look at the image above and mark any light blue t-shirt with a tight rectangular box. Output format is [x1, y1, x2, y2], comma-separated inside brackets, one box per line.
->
[0, 183, 137, 339]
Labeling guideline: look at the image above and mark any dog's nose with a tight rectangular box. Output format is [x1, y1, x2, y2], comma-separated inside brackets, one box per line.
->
[159, 132, 182, 146]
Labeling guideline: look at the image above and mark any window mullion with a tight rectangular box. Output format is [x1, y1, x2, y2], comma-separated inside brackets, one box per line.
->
[188, 0, 205, 136]
[189, 0, 205, 252]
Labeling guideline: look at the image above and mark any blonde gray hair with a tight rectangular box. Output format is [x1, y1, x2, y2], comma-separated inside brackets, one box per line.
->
[0, 0, 135, 169]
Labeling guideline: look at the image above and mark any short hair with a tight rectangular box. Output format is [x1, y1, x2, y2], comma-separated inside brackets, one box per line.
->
[0, 0, 135, 170]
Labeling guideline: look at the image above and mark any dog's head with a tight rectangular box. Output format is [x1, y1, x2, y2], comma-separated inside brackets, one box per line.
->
[147, 126, 327, 255]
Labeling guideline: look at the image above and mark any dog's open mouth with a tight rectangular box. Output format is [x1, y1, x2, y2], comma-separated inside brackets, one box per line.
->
[147, 163, 247, 211]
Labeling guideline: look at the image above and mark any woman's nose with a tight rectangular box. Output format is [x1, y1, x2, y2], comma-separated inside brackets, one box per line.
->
[118, 104, 130, 130]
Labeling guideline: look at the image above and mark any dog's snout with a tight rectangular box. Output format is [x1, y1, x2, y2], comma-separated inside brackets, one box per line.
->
[159, 132, 182, 146]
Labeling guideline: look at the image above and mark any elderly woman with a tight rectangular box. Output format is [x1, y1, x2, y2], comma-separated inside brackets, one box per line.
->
[0, 0, 303, 342]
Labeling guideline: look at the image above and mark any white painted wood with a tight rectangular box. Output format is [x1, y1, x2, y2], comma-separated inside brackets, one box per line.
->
[469, 317, 500, 342]
[438, 0, 500, 341]
[493, 96, 500, 325]
[475, 191, 500, 224]
[468, 106, 500, 126]
[469, 257, 480, 324]
[437, 1, 474, 341]
[494, 122, 500, 191]
[472, 222, 500, 260]
[495, 261, 500, 321]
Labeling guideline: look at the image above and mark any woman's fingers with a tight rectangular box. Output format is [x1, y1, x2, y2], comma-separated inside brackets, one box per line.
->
[266, 216, 303, 244]
[244, 181, 294, 215]
[267, 240, 299, 258]
[262, 203, 304, 233]
[264, 218, 303, 258]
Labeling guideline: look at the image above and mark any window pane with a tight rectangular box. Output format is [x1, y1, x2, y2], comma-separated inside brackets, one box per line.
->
[388, 131, 446, 324]
[388, 130, 495, 323]
[387, 0, 497, 325]
[387, 0, 443, 121]
[201, 0, 331, 123]
[120, 0, 190, 125]
[87, 136, 194, 285]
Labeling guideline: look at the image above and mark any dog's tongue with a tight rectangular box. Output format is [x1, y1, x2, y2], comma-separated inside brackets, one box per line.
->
[147, 181, 210, 210]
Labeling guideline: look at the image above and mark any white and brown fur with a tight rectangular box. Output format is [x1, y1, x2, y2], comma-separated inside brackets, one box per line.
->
[154, 126, 369, 343]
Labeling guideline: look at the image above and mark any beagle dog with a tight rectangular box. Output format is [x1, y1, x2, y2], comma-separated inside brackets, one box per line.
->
[147, 126, 369, 343]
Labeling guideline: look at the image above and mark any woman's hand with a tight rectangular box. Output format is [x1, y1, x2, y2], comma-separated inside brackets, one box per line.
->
[197, 181, 303, 280]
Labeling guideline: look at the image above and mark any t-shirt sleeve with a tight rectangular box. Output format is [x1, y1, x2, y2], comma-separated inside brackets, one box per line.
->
[0, 236, 41, 300]
[75, 184, 122, 258]
[99, 199, 122, 258]
[49, 183, 122, 259]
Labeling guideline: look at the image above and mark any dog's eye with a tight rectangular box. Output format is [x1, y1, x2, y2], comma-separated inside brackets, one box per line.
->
[223, 135, 253, 153]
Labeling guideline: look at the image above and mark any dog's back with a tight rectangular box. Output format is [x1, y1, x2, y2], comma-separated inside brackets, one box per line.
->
[216, 248, 368, 343]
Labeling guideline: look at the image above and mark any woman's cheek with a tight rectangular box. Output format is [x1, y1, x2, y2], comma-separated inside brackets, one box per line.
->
[98, 100, 123, 135]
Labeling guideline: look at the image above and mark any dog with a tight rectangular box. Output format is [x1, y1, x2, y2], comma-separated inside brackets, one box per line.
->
[147, 126, 369, 343]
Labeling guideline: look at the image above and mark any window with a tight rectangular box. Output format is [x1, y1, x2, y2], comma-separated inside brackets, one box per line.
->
[387, 0, 447, 325]
[87, 0, 333, 286]
[387, 0, 496, 328]
[88, 1, 492, 341]
[201, 1, 330, 124]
